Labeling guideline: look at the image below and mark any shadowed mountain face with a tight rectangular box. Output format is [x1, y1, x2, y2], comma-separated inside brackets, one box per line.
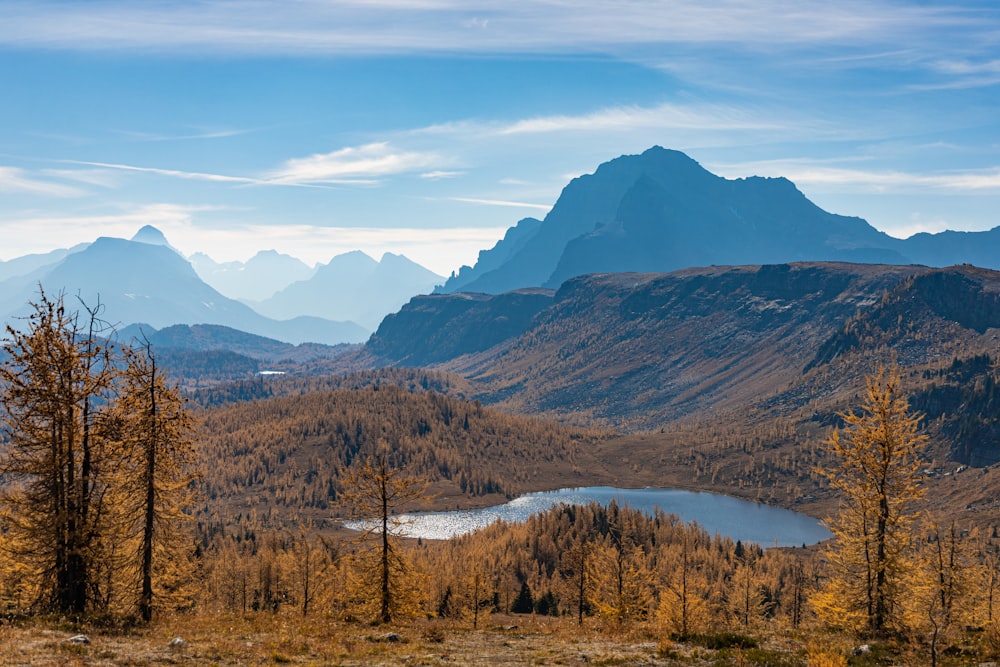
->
[437, 146, 1000, 294]
[370, 262, 1000, 464]
[367, 288, 555, 366]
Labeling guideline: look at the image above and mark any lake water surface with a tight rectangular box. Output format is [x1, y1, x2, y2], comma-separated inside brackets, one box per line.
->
[345, 486, 831, 547]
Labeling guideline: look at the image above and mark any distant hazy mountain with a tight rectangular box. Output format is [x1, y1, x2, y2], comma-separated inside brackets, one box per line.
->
[253, 250, 444, 330]
[437, 146, 1000, 293]
[191, 249, 315, 301]
[0, 243, 88, 283]
[118, 323, 350, 363]
[0, 235, 367, 345]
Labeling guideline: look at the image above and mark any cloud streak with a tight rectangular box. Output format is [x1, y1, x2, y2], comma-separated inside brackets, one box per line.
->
[0, 166, 86, 197]
[712, 159, 1000, 193]
[57, 142, 448, 189]
[67, 160, 260, 185]
[495, 102, 784, 135]
[2, 1, 989, 59]
[450, 197, 551, 211]
[266, 142, 445, 185]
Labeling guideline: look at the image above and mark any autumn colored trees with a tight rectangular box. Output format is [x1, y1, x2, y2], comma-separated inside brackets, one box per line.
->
[7, 292, 1000, 663]
[0, 291, 196, 619]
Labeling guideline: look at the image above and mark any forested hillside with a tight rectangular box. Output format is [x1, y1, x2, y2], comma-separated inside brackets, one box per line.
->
[195, 384, 609, 527]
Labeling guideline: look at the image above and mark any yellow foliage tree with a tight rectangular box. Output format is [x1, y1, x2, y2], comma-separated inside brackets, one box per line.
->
[657, 530, 713, 637]
[113, 338, 198, 621]
[812, 365, 927, 636]
[905, 519, 979, 666]
[0, 292, 119, 614]
[587, 505, 653, 626]
[340, 448, 429, 623]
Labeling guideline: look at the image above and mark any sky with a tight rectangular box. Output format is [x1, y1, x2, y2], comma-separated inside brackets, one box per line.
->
[1, 1, 999, 277]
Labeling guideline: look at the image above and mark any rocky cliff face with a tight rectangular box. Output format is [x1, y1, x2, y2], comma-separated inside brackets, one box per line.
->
[367, 288, 554, 366]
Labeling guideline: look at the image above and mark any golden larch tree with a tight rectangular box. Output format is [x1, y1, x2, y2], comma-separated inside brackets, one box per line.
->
[340, 447, 429, 623]
[812, 365, 927, 635]
[112, 337, 198, 622]
[0, 291, 120, 615]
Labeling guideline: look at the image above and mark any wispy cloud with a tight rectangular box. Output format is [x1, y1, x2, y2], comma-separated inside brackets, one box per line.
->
[712, 158, 1000, 193]
[0, 166, 86, 197]
[1, 1, 987, 57]
[116, 127, 252, 142]
[420, 170, 465, 180]
[47, 142, 449, 190]
[450, 197, 551, 211]
[65, 160, 262, 185]
[266, 142, 446, 185]
[909, 58, 1000, 90]
[495, 102, 783, 135]
[42, 168, 121, 188]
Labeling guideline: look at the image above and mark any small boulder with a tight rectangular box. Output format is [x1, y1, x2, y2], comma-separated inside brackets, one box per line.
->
[852, 644, 871, 656]
[168, 637, 186, 648]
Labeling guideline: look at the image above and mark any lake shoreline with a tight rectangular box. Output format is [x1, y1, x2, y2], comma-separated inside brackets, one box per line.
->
[346, 485, 832, 547]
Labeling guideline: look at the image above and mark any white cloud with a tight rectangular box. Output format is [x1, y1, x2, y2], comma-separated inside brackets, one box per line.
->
[0, 1, 987, 57]
[495, 102, 782, 135]
[42, 168, 120, 188]
[65, 160, 261, 185]
[0, 166, 87, 197]
[266, 142, 446, 185]
[0, 203, 228, 260]
[420, 170, 465, 180]
[449, 197, 551, 211]
[116, 127, 252, 142]
[710, 159, 1000, 194]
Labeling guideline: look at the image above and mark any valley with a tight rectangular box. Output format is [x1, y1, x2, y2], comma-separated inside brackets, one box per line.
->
[5, 148, 1000, 665]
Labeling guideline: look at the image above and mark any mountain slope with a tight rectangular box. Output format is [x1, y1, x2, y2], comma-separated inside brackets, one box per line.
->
[368, 262, 1000, 464]
[368, 288, 554, 366]
[0, 243, 89, 284]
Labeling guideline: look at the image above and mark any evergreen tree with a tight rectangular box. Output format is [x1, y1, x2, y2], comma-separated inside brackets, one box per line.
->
[511, 581, 534, 614]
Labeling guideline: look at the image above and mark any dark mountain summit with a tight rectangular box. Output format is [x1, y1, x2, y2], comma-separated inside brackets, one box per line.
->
[438, 147, 999, 294]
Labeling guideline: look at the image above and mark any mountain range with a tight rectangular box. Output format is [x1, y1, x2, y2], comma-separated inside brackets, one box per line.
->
[0, 226, 442, 345]
[247, 250, 443, 331]
[6, 145, 1000, 360]
[439, 146, 1000, 294]
[190, 249, 315, 302]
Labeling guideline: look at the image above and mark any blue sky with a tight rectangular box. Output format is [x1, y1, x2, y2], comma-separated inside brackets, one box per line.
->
[1, 1, 999, 276]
